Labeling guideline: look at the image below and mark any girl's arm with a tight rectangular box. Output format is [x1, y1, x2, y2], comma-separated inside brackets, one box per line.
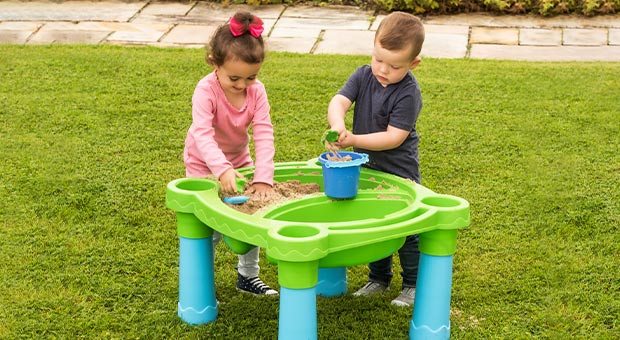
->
[190, 88, 233, 179]
[250, 85, 275, 187]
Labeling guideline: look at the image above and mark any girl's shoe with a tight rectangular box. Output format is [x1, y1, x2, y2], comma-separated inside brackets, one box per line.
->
[236, 273, 278, 296]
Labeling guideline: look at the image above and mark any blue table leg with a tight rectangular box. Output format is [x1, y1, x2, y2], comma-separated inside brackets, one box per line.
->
[278, 286, 317, 340]
[410, 253, 453, 340]
[178, 236, 218, 325]
[316, 267, 347, 297]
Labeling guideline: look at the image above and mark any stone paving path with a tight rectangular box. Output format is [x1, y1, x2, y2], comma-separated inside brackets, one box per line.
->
[1, 1, 619, 61]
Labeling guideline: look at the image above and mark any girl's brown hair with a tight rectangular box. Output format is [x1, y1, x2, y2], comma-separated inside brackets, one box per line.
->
[375, 12, 425, 60]
[207, 11, 265, 66]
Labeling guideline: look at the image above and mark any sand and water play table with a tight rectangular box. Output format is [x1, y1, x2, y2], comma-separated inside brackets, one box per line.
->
[166, 159, 470, 339]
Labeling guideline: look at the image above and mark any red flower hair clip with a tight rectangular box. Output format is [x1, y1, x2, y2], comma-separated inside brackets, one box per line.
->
[229, 16, 264, 38]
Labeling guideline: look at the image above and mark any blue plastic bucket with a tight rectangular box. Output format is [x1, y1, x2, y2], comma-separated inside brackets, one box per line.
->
[319, 151, 369, 199]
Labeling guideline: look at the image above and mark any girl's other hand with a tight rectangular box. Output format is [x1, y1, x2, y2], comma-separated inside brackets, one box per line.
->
[248, 182, 274, 200]
[219, 168, 245, 193]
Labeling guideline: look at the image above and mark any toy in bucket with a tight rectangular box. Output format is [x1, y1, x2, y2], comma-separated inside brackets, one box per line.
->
[319, 151, 369, 199]
[321, 129, 342, 159]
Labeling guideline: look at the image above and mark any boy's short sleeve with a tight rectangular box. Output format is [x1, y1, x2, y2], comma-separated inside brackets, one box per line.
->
[337, 66, 365, 102]
[388, 86, 422, 131]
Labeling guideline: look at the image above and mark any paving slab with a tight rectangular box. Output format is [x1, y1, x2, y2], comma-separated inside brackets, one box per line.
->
[470, 44, 620, 61]
[0, 22, 42, 30]
[275, 17, 369, 30]
[270, 27, 322, 39]
[610, 29, 620, 45]
[425, 24, 469, 35]
[130, 2, 195, 24]
[282, 5, 372, 20]
[422, 32, 468, 58]
[106, 23, 170, 43]
[370, 15, 385, 31]
[471, 27, 518, 45]
[0, 22, 41, 44]
[184, 3, 283, 24]
[424, 13, 620, 29]
[266, 37, 317, 53]
[563, 28, 608, 46]
[146, 41, 205, 49]
[0, 0, 146, 22]
[0, 30, 34, 44]
[23, 21, 170, 44]
[314, 30, 374, 55]
[519, 28, 562, 46]
[160, 24, 218, 45]
[28, 29, 110, 44]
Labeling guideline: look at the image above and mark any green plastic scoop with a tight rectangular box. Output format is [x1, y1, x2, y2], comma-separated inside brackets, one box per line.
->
[321, 130, 342, 159]
[321, 130, 339, 144]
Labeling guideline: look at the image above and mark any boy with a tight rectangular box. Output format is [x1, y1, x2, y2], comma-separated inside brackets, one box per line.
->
[326, 12, 425, 307]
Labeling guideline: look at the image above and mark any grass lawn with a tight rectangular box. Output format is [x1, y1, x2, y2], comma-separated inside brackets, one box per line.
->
[0, 45, 618, 338]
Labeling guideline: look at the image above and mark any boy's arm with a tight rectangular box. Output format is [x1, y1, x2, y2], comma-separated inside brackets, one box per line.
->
[340, 125, 409, 151]
[327, 94, 352, 134]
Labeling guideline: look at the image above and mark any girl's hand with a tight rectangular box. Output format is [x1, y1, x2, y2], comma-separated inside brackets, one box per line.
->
[247, 183, 274, 200]
[219, 168, 245, 193]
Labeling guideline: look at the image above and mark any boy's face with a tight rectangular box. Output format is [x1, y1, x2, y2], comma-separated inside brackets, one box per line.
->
[371, 42, 421, 87]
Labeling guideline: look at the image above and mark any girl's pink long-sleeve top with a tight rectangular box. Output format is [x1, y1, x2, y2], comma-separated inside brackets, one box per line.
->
[184, 72, 275, 185]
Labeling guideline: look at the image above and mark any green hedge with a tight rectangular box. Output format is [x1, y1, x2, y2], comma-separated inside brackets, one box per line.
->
[225, 0, 619, 16]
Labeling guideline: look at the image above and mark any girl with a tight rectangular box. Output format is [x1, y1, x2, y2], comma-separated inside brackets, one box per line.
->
[184, 11, 277, 296]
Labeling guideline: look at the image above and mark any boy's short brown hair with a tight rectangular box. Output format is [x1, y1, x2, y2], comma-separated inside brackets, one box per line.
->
[375, 12, 425, 60]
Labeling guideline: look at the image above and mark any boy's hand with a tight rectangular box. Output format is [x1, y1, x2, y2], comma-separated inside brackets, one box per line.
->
[247, 182, 274, 200]
[219, 168, 245, 193]
[338, 130, 356, 148]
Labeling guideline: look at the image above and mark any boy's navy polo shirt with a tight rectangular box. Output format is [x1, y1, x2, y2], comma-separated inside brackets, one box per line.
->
[338, 65, 422, 183]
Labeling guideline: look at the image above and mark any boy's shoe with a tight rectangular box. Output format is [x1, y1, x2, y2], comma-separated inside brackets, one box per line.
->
[390, 287, 415, 307]
[353, 281, 388, 296]
[236, 273, 278, 296]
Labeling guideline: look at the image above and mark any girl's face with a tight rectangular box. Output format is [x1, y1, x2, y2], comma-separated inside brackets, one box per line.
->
[370, 42, 420, 87]
[214, 59, 261, 95]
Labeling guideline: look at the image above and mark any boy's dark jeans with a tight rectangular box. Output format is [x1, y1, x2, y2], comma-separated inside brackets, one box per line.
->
[368, 234, 420, 289]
